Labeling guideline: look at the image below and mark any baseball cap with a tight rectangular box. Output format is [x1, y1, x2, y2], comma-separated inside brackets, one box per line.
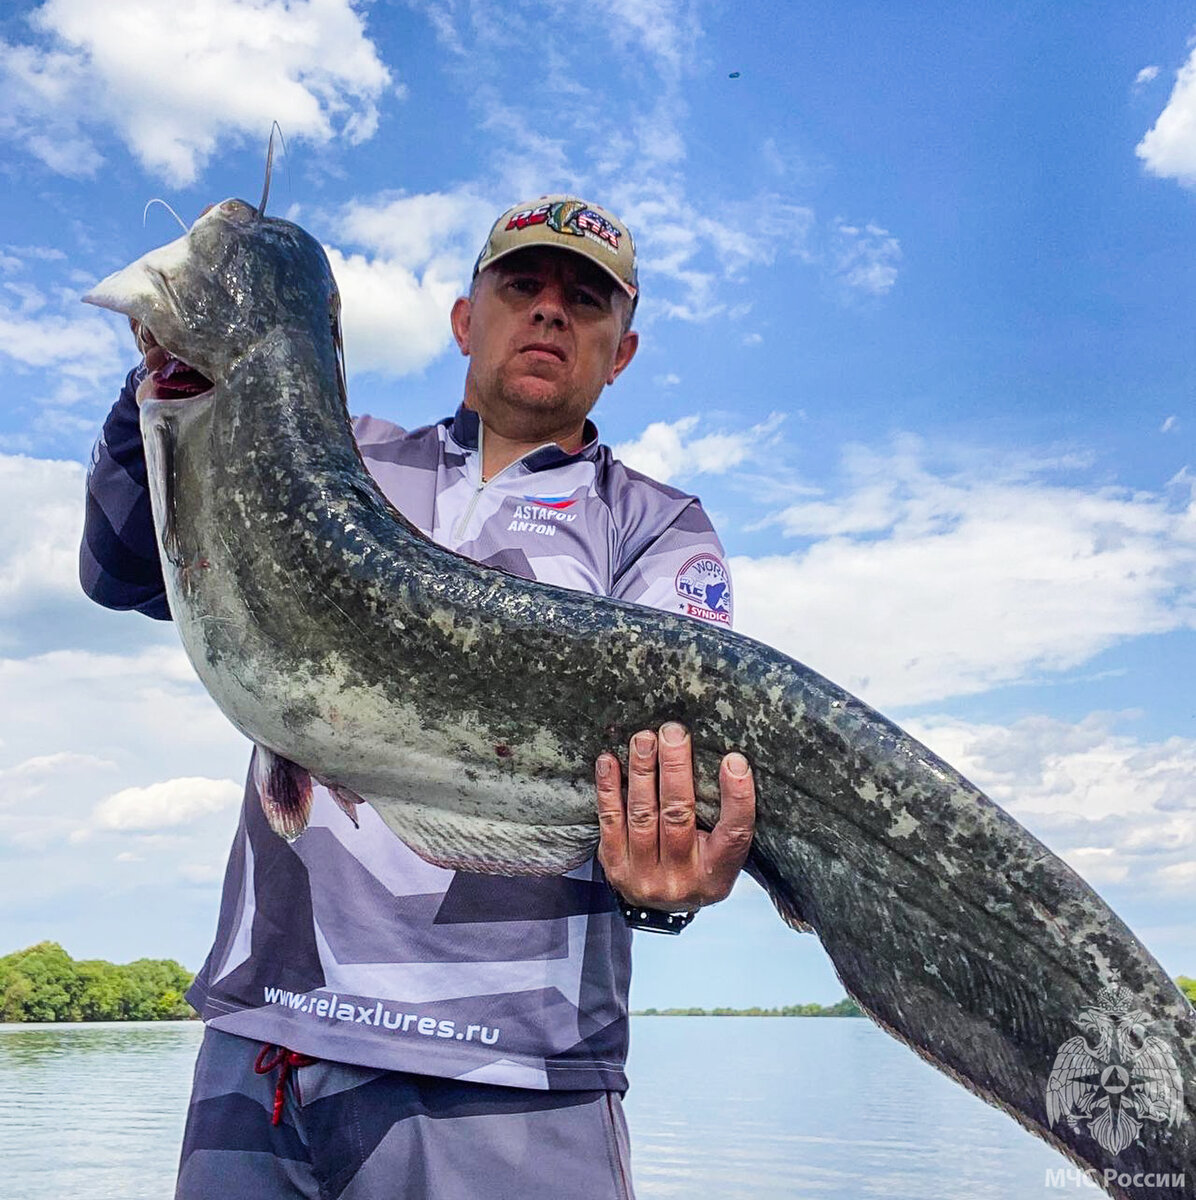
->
[473, 196, 638, 302]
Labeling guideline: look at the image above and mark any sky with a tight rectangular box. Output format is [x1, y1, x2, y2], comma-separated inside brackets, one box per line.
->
[0, 0, 1193, 1016]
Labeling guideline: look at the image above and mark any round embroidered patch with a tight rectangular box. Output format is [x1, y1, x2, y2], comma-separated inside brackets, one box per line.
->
[675, 554, 731, 624]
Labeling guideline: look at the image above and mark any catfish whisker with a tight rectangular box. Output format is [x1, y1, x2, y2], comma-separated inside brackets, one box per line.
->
[143, 198, 188, 234]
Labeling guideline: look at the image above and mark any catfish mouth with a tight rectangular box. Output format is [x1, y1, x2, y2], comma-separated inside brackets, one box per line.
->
[149, 353, 214, 401]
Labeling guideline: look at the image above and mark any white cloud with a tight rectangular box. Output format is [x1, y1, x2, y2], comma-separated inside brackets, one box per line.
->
[904, 711, 1196, 898]
[733, 439, 1196, 707]
[632, 100, 688, 167]
[179, 861, 225, 884]
[0, 751, 115, 804]
[0, 300, 122, 382]
[326, 248, 461, 378]
[613, 186, 815, 322]
[399, 3, 833, 327]
[402, 2, 818, 326]
[1137, 48, 1196, 185]
[322, 189, 492, 377]
[93, 776, 242, 831]
[1158, 861, 1196, 889]
[1136, 65, 1161, 88]
[3, 244, 67, 263]
[417, 1, 466, 57]
[0, 0, 392, 183]
[335, 191, 491, 267]
[0, 644, 247, 858]
[0, 451, 286, 891]
[834, 221, 902, 295]
[604, 0, 697, 81]
[614, 413, 784, 485]
[1161, 414, 1178, 433]
[0, 453, 88, 639]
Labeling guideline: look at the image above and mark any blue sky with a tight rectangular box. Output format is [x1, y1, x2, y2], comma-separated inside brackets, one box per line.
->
[0, 0, 1193, 1012]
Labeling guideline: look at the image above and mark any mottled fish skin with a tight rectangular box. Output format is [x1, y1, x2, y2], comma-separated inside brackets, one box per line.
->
[84, 200, 1196, 1198]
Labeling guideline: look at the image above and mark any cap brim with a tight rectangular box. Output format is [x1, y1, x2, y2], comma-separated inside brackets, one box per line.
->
[476, 240, 638, 300]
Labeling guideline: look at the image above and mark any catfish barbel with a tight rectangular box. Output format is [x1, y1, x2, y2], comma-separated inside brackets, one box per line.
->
[84, 199, 1195, 1197]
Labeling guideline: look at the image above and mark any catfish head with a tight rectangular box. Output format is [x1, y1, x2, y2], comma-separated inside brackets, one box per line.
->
[84, 198, 342, 401]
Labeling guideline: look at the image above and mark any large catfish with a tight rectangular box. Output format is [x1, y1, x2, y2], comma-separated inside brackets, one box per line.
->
[84, 200, 1194, 1197]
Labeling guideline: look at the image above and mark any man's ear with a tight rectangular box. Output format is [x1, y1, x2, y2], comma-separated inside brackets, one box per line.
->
[450, 296, 472, 356]
[607, 329, 639, 385]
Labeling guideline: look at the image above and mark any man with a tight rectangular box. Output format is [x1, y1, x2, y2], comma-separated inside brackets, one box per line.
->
[80, 195, 755, 1199]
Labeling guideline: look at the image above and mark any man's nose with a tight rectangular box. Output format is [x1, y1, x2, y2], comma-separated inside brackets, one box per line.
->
[530, 281, 568, 327]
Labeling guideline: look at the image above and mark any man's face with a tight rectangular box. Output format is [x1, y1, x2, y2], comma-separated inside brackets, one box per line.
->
[450, 247, 638, 446]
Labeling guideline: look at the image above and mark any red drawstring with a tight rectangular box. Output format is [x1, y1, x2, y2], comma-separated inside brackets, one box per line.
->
[253, 1044, 318, 1126]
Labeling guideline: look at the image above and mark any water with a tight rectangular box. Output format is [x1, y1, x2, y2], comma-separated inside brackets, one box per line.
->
[0, 1021, 202, 1200]
[0, 1018, 1075, 1198]
[622, 1017, 1068, 1197]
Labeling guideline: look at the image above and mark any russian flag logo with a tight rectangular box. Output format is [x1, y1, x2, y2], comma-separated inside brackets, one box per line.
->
[524, 494, 577, 510]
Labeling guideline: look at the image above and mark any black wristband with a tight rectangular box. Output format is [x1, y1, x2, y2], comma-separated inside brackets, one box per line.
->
[615, 896, 697, 935]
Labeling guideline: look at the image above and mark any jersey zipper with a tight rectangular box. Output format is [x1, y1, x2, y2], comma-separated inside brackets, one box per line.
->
[451, 475, 488, 542]
[449, 420, 556, 542]
[451, 418, 489, 542]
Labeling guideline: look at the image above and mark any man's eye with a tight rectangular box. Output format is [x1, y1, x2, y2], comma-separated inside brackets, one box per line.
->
[509, 278, 538, 294]
[573, 290, 602, 307]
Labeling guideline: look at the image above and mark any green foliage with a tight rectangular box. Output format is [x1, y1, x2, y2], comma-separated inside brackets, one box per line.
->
[633, 997, 864, 1017]
[0, 942, 195, 1023]
[1177, 977, 1196, 1004]
[0, 942, 80, 1021]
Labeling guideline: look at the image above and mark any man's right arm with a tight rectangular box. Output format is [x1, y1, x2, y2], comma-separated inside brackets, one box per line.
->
[78, 363, 171, 620]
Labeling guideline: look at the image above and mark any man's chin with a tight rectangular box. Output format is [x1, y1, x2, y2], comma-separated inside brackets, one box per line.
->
[499, 377, 579, 412]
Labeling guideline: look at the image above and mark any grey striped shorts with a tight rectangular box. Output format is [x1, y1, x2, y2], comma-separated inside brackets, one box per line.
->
[175, 1028, 636, 1199]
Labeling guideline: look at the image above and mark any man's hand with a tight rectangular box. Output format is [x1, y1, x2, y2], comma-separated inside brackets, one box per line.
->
[130, 318, 167, 404]
[130, 202, 215, 403]
[595, 722, 755, 912]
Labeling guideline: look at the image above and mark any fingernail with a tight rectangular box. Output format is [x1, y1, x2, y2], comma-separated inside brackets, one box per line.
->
[725, 752, 750, 777]
[633, 731, 655, 755]
[660, 722, 686, 746]
[596, 755, 612, 779]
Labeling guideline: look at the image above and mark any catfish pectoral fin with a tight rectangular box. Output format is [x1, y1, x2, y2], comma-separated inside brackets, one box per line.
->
[252, 746, 313, 842]
[153, 423, 184, 567]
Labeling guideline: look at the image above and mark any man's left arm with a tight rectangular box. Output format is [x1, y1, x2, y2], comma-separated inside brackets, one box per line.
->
[596, 501, 755, 917]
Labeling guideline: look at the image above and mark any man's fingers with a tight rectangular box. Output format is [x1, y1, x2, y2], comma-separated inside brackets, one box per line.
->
[704, 751, 756, 880]
[594, 753, 627, 875]
[130, 318, 157, 355]
[656, 721, 698, 870]
[625, 729, 660, 868]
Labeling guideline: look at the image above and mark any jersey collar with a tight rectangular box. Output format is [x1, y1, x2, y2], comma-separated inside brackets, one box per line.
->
[446, 404, 601, 473]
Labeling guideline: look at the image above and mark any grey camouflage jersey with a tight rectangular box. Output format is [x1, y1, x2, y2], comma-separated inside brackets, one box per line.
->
[178, 404, 734, 1091]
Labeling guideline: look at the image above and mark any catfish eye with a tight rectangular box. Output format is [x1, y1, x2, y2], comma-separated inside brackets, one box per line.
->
[215, 199, 256, 224]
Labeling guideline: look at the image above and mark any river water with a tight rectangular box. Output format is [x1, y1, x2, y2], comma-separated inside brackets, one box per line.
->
[0, 1016, 1088, 1198]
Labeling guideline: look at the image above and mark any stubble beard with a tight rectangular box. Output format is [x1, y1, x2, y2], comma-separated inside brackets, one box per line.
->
[482, 369, 597, 443]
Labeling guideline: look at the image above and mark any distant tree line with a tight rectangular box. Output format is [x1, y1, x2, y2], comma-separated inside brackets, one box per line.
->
[639, 981, 1196, 1018]
[0, 942, 195, 1022]
[4, 942, 1192, 1023]
[634, 999, 864, 1017]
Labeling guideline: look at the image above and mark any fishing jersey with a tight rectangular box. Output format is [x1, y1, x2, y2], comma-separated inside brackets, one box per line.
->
[81, 368, 735, 1093]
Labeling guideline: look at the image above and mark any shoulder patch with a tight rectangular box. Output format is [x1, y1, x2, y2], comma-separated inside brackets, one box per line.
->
[675, 553, 731, 624]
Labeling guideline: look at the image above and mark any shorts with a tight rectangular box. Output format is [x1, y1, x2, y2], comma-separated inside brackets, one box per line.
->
[175, 1027, 636, 1199]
